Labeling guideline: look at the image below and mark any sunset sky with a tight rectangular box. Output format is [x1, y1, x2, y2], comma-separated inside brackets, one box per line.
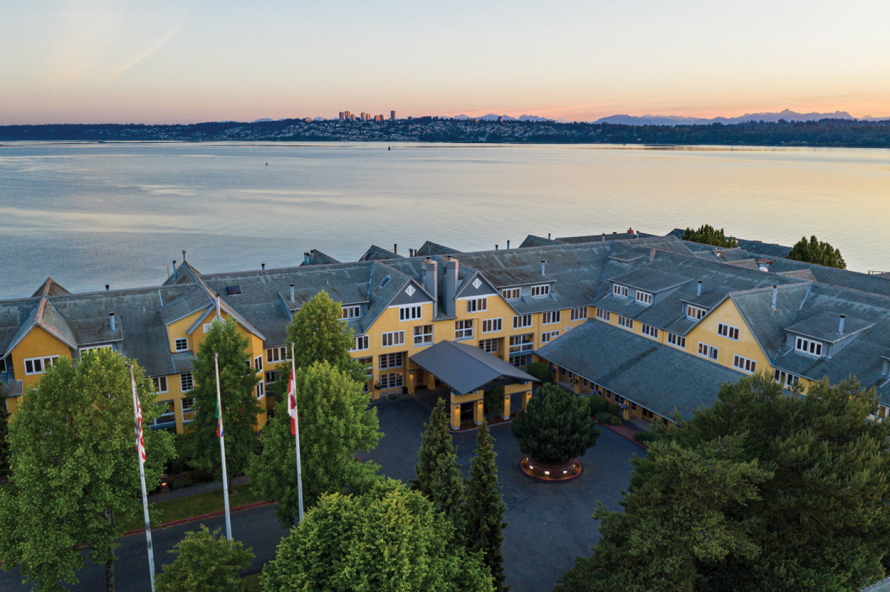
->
[2, 0, 889, 124]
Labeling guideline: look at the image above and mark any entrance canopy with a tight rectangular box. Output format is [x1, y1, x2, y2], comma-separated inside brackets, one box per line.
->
[410, 340, 539, 395]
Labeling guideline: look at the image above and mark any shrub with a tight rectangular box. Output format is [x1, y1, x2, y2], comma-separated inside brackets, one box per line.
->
[527, 362, 553, 384]
[512, 384, 599, 464]
[484, 386, 505, 416]
[587, 396, 612, 416]
[633, 431, 657, 444]
[595, 412, 615, 425]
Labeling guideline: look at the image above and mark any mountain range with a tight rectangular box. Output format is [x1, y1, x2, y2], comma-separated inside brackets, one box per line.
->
[594, 109, 889, 126]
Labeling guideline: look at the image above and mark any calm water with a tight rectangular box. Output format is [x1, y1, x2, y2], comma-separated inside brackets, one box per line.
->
[1, 142, 889, 299]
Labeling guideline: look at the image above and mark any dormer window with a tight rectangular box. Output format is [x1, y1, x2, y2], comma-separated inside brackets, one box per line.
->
[795, 336, 823, 357]
[531, 284, 550, 298]
[686, 304, 706, 320]
[636, 291, 653, 306]
[175, 338, 189, 352]
[501, 288, 520, 301]
[612, 284, 628, 298]
[342, 305, 361, 320]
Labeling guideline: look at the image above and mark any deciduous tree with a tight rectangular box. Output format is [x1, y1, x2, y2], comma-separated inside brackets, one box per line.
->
[0, 388, 10, 480]
[261, 479, 494, 592]
[788, 235, 846, 268]
[511, 383, 599, 464]
[465, 422, 508, 591]
[412, 398, 466, 541]
[0, 350, 173, 592]
[191, 318, 261, 488]
[155, 525, 254, 592]
[249, 361, 381, 527]
[557, 374, 890, 592]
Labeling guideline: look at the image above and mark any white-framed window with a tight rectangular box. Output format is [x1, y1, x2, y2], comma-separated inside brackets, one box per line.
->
[479, 338, 499, 353]
[265, 371, 278, 384]
[510, 354, 532, 367]
[399, 305, 422, 321]
[343, 305, 362, 320]
[501, 288, 520, 301]
[570, 307, 588, 321]
[153, 400, 176, 428]
[79, 344, 112, 354]
[379, 352, 404, 369]
[455, 320, 474, 341]
[254, 355, 263, 371]
[180, 372, 194, 392]
[358, 357, 373, 393]
[256, 382, 265, 399]
[414, 325, 433, 346]
[509, 334, 534, 354]
[612, 284, 628, 298]
[181, 396, 195, 415]
[618, 315, 633, 330]
[667, 332, 686, 349]
[686, 304, 707, 320]
[795, 336, 823, 357]
[466, 298, 488, 313]
[379, 372, 403, 389]
[542, 311, 561, 325]
[381, 331, 405, 347]
[174, 338, 188, 352]
[24, 355, 59, 375]
[774, 369, 800, 388]
[718, 323, 740, 340]
[596, 308, 611, 321]
[266, 347, 287, 363]
[482, 318, 502, 333]
[152, 376, 168, 393]
[697, 343, 718, 361]
[531, 284, 550, 298]
[351, 335, 369, 352]
[542, 330, 560, 343]
[733, 355, 757, 374]
[636, 291, 653, 306]
[513, 314, 533, 329]
[641, 324, 658, 338]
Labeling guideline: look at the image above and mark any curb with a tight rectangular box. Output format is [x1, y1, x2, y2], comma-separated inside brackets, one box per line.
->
[122, 500, 277, 537]
[601, 424, 648, 449]
[449, 417, 515, 434]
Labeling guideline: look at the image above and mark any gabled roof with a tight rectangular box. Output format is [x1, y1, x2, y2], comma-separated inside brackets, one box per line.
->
[415, 241, 461, 257]
[518, 235, 561, 248]
[4, 298, 79, 356]
[409, 340, 537, 395]
[359, 245, 402, 262]
[159, 286, 212, 325]
[299, 249, 340, 266]
[536, 320, 743, 420]
[785, 311, 872, 343]
[31, 277, 71, 298]
[608, 268, 690, 294]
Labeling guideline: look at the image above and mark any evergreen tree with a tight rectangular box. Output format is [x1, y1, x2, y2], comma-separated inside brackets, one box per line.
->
[0, 388, 10, 480]
[0, 351, 174, 592]
[155, 526, 254, 592]
[191, 318, 261, 489]
[681, 225, 738, 248]
[788, 235, 846, 268]
[465, 422, 508, 591]
[412, 398, 466, 542]
[261, 479, 494, 592]
[557, 374, 890, 592]
[511, 383, 599, 464]
[249, 361, 381, 527]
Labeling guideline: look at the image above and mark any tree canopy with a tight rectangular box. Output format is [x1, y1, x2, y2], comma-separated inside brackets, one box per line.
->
[556, 374, 890, 592]
[261, 479, 494, 592]
[249, 361, 381, 527]
[0, 389, 10, 480]
[155, 526, 254, 592]
[511, 384, 599, 464]
[681, 225, 738, 248]
[190, 317, 261, 483]
[787, 235, 846, 268]
[465, 422, 508, 591]
[0, 350, 174, 591]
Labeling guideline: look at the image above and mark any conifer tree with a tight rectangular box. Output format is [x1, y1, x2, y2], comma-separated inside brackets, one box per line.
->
[412, 398, 466, 542]
[788, 235, 846, 269]
[465, 422, 508, 591]
[511, 383, 599, 465]
[0, 389, 10, 480]
[681, 224, 737, 248]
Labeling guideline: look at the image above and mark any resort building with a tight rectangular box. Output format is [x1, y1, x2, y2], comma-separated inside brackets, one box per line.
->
[2, 232, 889, 432]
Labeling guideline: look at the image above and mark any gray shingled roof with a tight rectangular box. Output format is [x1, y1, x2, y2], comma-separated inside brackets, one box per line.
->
[159, 286, 212, 325]
[785, 311, 872, 343]
[609, 268, 691, 294]
[409, 340, 537, 395]
[31, 277, 71, 298]
[518, 235, 561, 248]
[299, 249, 340, 266]
[359, 245, 403, 261]
[536, 320, 743, 420]
[414, 241, 461, 257]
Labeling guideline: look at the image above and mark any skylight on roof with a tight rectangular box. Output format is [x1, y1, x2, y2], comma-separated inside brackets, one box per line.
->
[226, 286, 241, 296]
[379, 276, 390, 288]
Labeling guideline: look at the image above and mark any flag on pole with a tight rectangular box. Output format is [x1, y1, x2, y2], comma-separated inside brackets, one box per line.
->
[215, 400, 224, 438]
[134, 394, 146, 465]
[287, 363, 297, 436]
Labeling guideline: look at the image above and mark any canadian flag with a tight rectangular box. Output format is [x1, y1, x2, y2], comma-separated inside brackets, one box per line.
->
[287, 364, 297, 437]
[133, 381, 146, 465]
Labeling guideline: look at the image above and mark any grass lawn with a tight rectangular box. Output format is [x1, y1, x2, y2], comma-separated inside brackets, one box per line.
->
[121, 484, 270, 532]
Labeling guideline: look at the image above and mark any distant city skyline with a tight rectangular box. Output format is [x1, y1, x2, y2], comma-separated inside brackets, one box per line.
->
[2, 0, 889, 125]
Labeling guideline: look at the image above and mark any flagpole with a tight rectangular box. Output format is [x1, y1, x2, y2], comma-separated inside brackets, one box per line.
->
[291, 343, 304, 522]
[214, 353, 233, 540]
[130, 365, 156, 592]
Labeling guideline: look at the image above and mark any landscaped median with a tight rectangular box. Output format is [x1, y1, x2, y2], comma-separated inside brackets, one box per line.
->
[120, 484, 275, 535]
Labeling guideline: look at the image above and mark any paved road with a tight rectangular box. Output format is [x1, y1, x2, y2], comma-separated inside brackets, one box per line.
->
[2, 390, 642, 592]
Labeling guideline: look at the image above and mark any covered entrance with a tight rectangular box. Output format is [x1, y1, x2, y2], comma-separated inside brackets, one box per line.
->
[410, 340, 538, 430]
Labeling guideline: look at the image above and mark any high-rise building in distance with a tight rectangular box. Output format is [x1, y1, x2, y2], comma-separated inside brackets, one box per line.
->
[390, 110, 397, 121]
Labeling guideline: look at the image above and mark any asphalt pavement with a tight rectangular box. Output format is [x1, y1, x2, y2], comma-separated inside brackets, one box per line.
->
[1, 389, 642, 592]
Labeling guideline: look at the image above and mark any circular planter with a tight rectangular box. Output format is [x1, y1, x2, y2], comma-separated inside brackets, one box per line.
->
[519, 456, 583, 481]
